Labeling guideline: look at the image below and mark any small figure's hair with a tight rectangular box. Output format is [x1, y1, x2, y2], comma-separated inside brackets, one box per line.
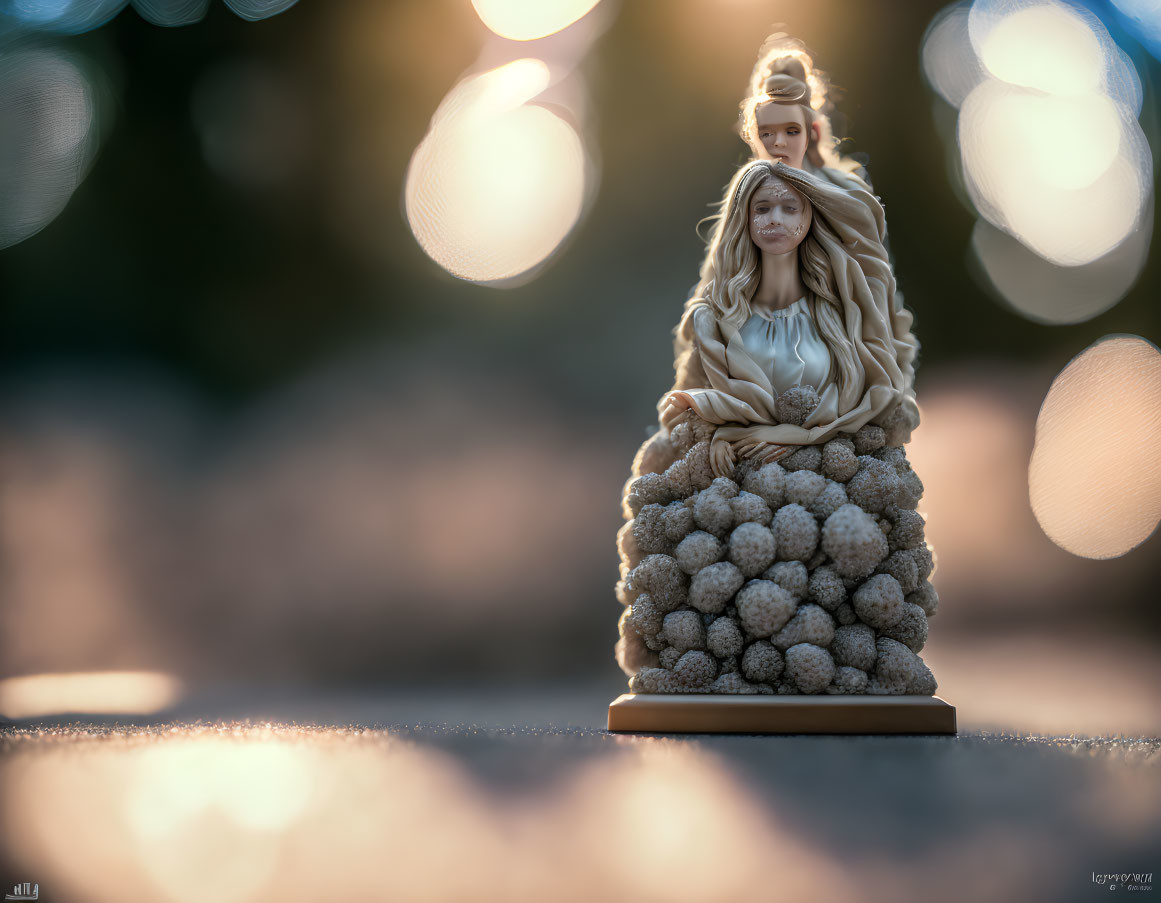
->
[738, 33, 862, 176]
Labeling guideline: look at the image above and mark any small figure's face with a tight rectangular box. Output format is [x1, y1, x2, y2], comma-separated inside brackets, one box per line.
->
[753, 103, 813, 169]
[748, 176, 811, 255]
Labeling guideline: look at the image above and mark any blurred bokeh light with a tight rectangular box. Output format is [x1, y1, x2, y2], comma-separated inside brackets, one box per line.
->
[1029, 335, 1161, 559]
[975, 3, 1105, 95]
[470, 0, 603, 41]
[132, 0, 211, 27]
[0, 46, 101, 249]
[958, 75, 1149, 266]
[924, 0, 1154, 318]
[405, 58, 588, 284]
[0, 671, 182, 718]
[0, 0, 298, 32]
[922, 4, 987, 106]
[1111, 0, 1161, 58]
[970, 213, 1154, 324]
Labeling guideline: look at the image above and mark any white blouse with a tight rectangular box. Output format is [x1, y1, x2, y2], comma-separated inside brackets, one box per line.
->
[739, 296, 833, 396]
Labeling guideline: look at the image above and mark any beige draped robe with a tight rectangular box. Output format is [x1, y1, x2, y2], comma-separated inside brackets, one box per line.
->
[659, 164, 920, 447]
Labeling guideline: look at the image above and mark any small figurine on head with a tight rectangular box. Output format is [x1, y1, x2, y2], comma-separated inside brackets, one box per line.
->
[738, 34, 870, 191]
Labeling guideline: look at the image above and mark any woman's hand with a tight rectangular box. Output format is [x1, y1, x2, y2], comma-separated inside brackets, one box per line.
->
[659, 395, 691, 431]
[732, 439, 795, 465]
[710, 437, 736, 479]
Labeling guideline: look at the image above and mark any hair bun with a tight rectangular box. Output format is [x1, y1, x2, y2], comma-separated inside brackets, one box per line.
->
[762, 73, 809, 103]
[770, 56, 808, 83]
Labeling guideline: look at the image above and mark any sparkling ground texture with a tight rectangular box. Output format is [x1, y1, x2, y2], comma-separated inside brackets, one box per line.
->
[1, 685, 1158, 903]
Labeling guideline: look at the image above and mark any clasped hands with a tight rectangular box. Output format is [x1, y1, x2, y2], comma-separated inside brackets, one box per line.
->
[711, 436, 793, 478]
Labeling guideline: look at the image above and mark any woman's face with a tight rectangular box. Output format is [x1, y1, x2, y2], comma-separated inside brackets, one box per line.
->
[748, 176, 811, 255]
[753, 103, 811, 168]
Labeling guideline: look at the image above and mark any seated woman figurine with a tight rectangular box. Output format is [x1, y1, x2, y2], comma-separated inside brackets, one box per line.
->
[659, 159, 920, 477]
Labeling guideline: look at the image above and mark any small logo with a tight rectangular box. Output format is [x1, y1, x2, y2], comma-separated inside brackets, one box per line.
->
[3, 884, 37, 901]
[1092, 872, 1154, 893]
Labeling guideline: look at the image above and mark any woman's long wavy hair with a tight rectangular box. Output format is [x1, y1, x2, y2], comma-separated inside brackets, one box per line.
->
[683, 159, 861, 399]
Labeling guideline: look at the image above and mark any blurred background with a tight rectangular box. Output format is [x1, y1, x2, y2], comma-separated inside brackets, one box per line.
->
[0, 0, 1160, 736]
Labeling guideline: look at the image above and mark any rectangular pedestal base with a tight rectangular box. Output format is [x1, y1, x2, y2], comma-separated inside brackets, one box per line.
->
[607, 693, 957, 734]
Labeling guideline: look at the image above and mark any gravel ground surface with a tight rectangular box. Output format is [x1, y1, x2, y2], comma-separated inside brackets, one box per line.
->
[1, 685, 1158, 903]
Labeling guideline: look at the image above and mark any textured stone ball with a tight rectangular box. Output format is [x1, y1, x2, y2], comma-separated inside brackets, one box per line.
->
[727, 522, 777, 577]
[708, 672, 761, 694]
[826, 665, 869, 694]
[707, 476, 740, 497]
[736, 580, 798, 637]
[878, 401, 919, 447]
[896, 469, 925, 510]
[707, 616, 744, 659]
[632, 504, 671, 555]
[877, 550, 920, 595]
[688, 561, 745, 614]
[852, 424, 887, 455]
[662, 456, 693, 498]
[633, 430, 676, 478]
[879, 601, 929, 652]
[831, 623, 878, 671]
[775, 385, 821, 426]
[661, 502, 695, 544]
[909, 546, 935, 581]
[874, 445, 908, 472]
[810, 480, 850, 520]
[834, 602, 857, 625]
[846, 456, 901, 514]
[684, 441, 715, 493]
[629, 554, 689, 611]
[741, 641, 785, 682]
[763, 560, 809, 601]
[784, 643, 836, 694]
[674, 650, 717, 688]
[668, 420, 694, 454]
[772, 603, 836, 651]
[741, 462, 786, 509]
[624, 471, 672, 517]
[888, 508, 926, 551]
[908, 580, 939, 616]
[821, 505, 889, 579]
[631, 667, 682, 694]
[821, 438, 859, 482]
[661, 610, 706, 652]
[628, 594, 663, 638]
[872, 637, 937, 695]
[616, 614, 659, 676]
[772, 503, 820, 561]
[674, 530, 725, 575]
[616, 521, 640, 570]
[730, 491, 773, 526]
[658, 646, 682, 669]
[784, 470, 827, 508]
[689, 417, 719, 445]
[782, 445, 823, 473]
[692, 489, 735, 537]
[852, 573, 906, 630]
[808, 565, 847, 611]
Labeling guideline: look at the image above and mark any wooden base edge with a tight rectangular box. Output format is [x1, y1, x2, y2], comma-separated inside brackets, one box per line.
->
[607, 693, 957, 734]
